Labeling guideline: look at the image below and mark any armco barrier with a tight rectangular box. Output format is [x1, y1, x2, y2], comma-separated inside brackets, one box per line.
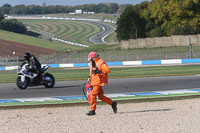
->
[1, 58, 200, 71]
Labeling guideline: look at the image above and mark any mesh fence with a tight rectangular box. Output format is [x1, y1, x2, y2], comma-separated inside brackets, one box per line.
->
[1, 45, 200, 66]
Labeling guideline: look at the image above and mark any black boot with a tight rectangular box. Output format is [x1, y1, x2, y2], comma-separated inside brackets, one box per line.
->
[112, 101, 117, 113]
[86, 110, 96, 116]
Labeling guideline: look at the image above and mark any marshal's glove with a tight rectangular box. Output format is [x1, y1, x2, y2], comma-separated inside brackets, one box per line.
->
[87, 77, 91, 82]
[93, 69, 102, 75]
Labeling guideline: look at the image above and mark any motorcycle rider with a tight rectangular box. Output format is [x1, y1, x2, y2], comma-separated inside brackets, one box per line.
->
[21, 52, 41, 78]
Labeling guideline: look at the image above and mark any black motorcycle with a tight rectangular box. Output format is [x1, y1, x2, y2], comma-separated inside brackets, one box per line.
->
[16, 64, 55, 89]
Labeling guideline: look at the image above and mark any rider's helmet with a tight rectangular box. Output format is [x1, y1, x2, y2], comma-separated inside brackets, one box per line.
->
[24, 52, 31, 61]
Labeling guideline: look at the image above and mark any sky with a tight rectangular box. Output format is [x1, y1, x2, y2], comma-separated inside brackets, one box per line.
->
[0, 0, 151, 6]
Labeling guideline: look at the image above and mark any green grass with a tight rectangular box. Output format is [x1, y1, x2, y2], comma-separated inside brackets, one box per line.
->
[15, 15, 118, 46]
[19, 19, 103, 46]
[1, 65, 200, 83]
[0, 30, 81, 51]
[104, 32, 119, 44]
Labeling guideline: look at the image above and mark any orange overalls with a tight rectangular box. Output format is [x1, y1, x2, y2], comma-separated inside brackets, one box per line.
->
[89, 57, 113, 111]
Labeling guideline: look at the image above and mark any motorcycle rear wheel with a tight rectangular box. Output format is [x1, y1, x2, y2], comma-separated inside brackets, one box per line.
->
[43, 73, 55, 88]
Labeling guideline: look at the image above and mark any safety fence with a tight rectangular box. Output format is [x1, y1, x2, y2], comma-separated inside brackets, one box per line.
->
[37, 45, 200, 64]
[1, 45, 200, 67]
[1, 58, 200, 71]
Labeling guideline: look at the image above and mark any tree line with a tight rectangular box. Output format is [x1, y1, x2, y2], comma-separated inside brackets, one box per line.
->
[0, 3, 120, 15]
[116, 0, 200, 41]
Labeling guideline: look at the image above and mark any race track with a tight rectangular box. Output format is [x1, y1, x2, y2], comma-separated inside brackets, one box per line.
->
[1, 75, 200, 99]
[9, 16, 116, 45]
[89, 21, 116, 44]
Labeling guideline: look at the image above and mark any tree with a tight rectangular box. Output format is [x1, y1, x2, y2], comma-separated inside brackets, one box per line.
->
[0, 13, 4, 21]
[95, 3, 109, 13]
[173, 23, 196, 35]
[0, 19, 27, 34]
[116, 6, 146, 41]
[107, 3, 119, 14]
[133, 1, 154, 37]
[74, 4, 96, 12]
[26, 5, 42, 14]
[116, 4, 130, 14]
[148, 0, 200, 36]
[11, 5, 26, 14]
[0, 3, 12, 15]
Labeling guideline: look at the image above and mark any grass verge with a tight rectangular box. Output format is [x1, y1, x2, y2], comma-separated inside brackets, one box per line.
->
[1, 64, 200, 83]
[0, 30, 80, 51]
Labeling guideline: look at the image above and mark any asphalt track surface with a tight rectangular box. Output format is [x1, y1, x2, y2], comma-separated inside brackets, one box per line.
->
[89, 21, 116, 44]
[1, 75, 200, 99]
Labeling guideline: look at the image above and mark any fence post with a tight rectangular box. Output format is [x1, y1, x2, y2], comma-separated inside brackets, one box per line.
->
[116, 49, 119, 61]
[66, 51, 69, 63]
[102, 50, 105, 60]
[56, 52, 58, 64]
[78, 51, 80, 63]
[156, 54, 158, 60]
[144, 47, 147, 60]
[47, 53, 49, 64]
[129, 48, 132, 61]
[17, 56, 19, 65]
[160, 46, 162, 59]
[189, 44, 192, 58]
[175, 46, 178, 59]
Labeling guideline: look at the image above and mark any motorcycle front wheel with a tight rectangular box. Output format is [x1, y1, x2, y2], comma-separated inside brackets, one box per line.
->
[16, 76, 28, 89]
[43, 73, 55, 88]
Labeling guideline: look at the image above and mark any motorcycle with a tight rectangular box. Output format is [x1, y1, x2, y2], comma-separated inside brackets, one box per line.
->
[16, 64, 55, 89]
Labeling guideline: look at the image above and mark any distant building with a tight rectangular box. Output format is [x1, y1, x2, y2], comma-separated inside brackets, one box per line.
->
[43, 2, 46, 7]
[69, 10, 95, 15]
[75, 10, 82, 14]
[88, 12, 95, 14]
